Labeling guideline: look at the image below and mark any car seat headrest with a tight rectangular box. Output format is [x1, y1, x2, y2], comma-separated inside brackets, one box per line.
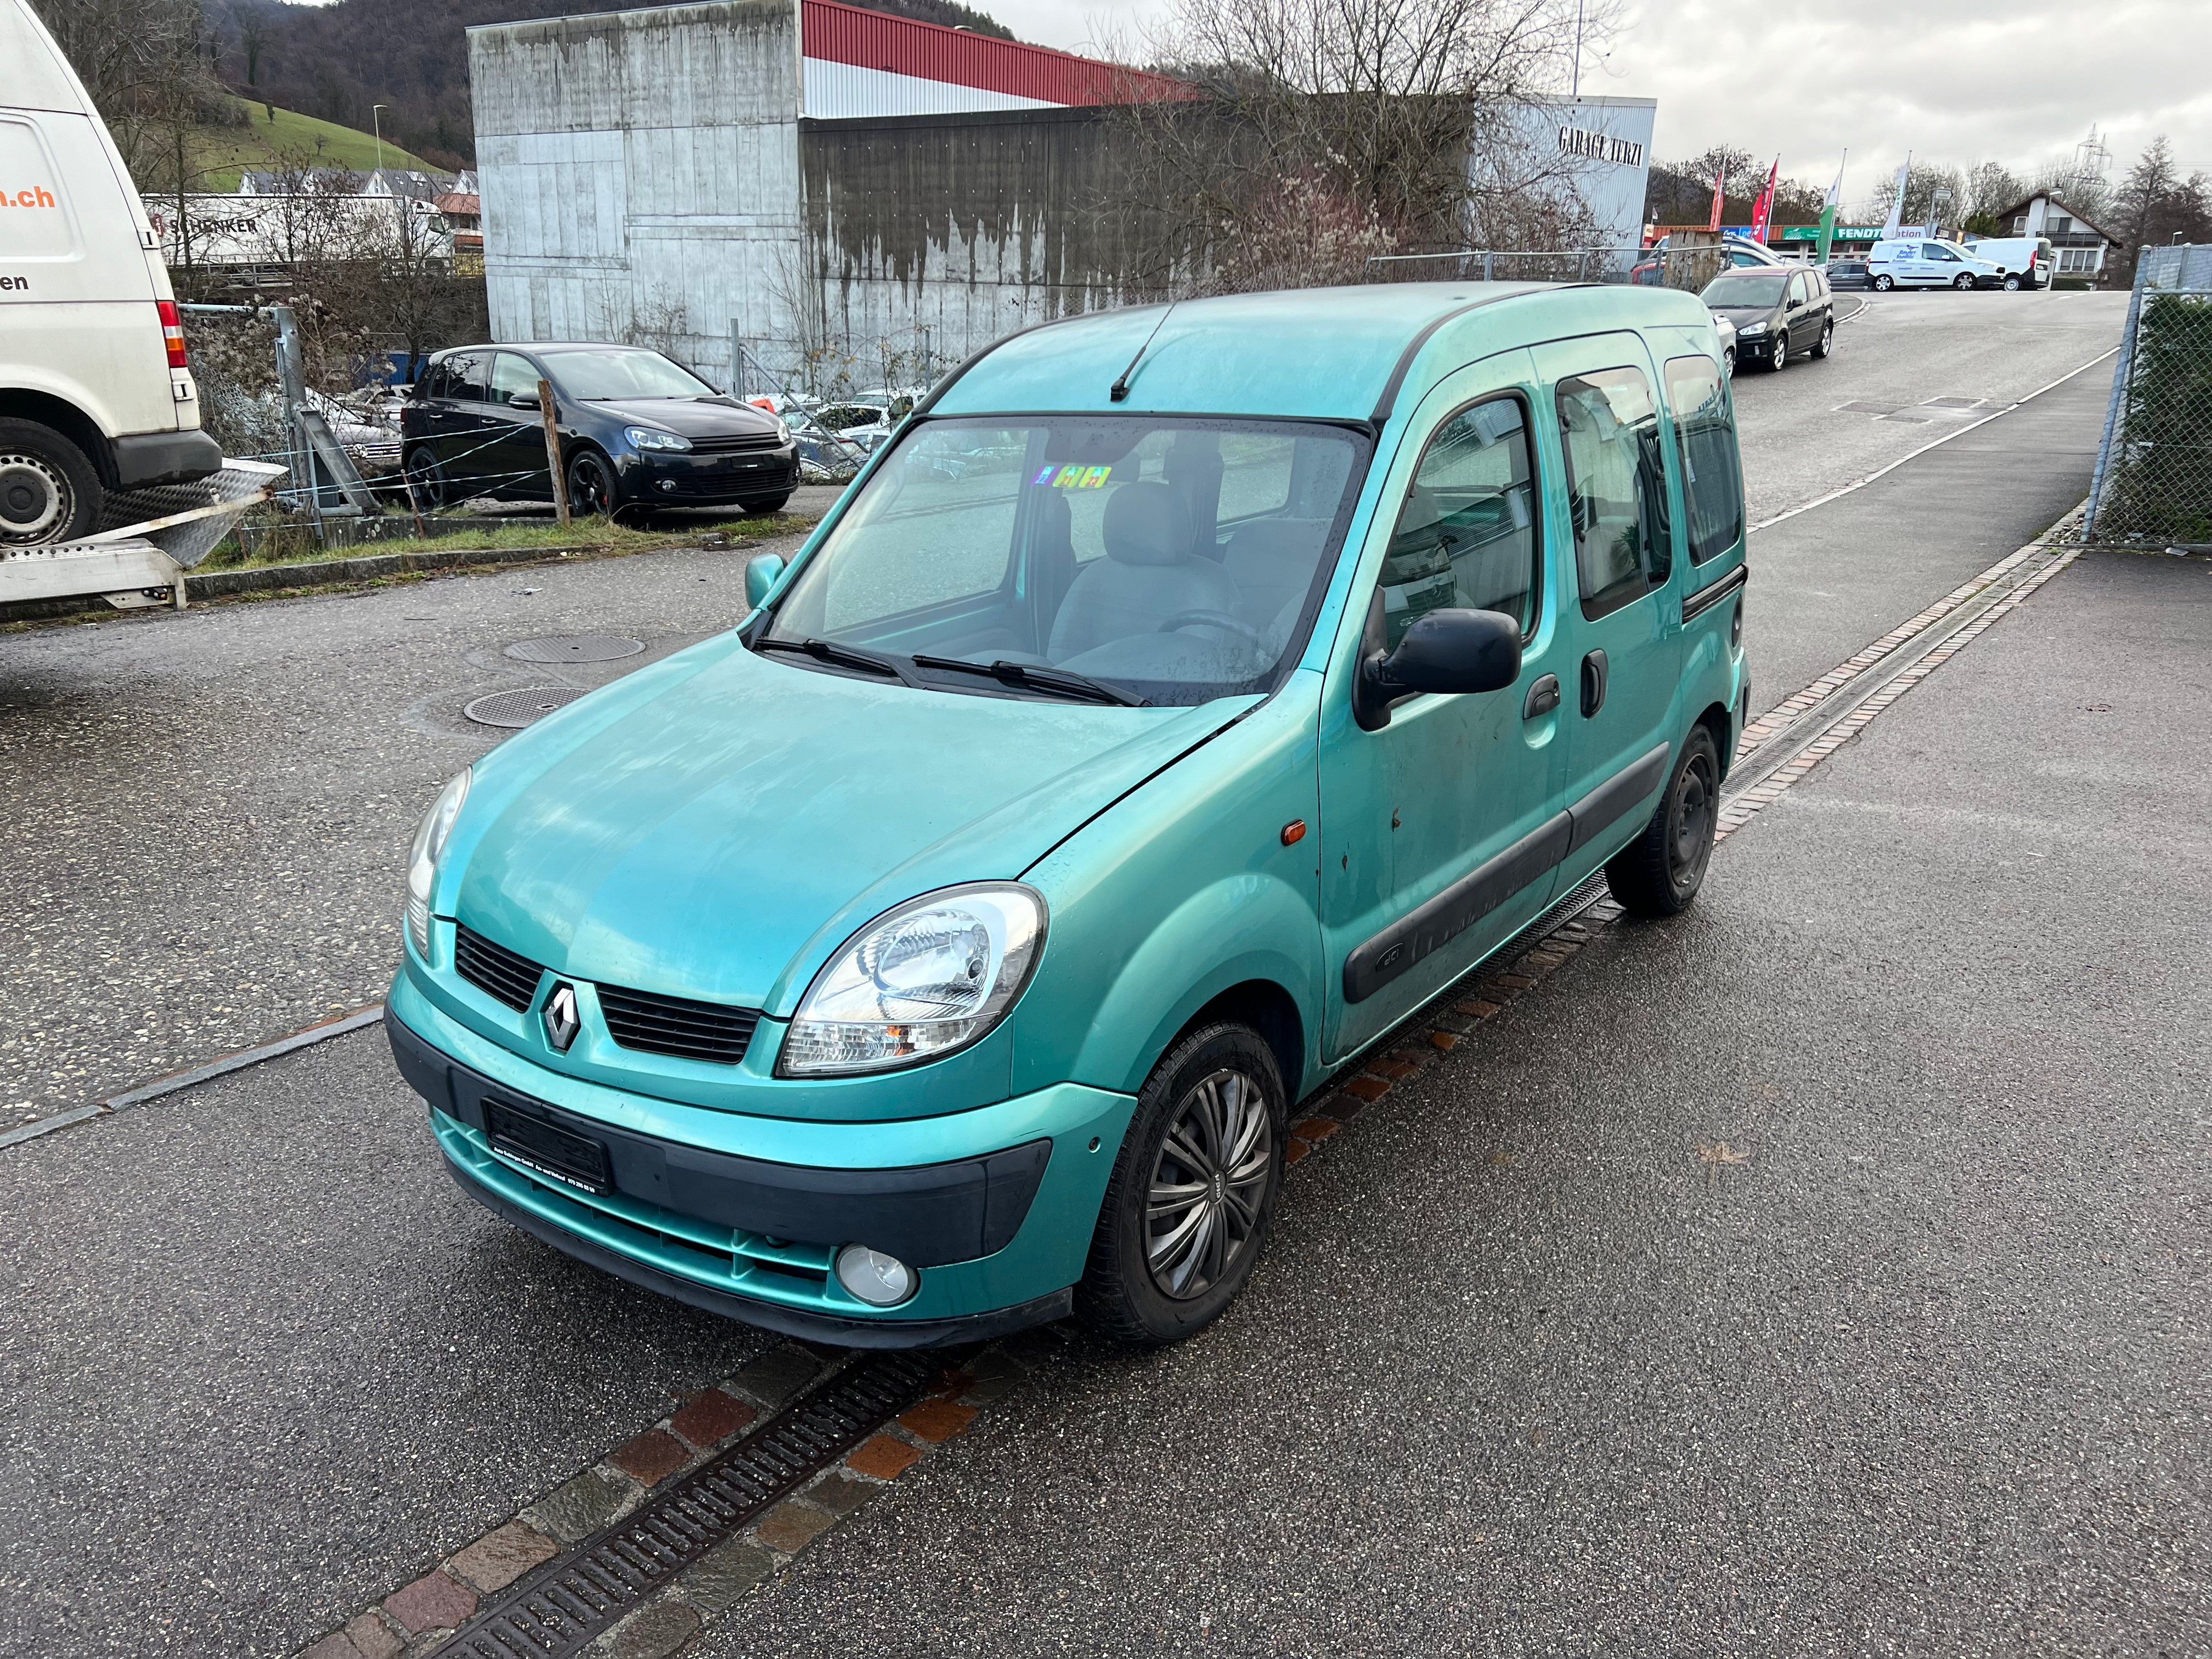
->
[1103, 482, 1195, 567]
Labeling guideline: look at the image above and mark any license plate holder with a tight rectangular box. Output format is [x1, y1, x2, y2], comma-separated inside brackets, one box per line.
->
[485, 1099, 612, 1195]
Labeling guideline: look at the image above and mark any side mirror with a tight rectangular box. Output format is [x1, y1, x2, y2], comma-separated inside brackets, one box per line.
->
[508, 390, 539, 411]
[744, 552, 786, 610]
[1355, 603, 1521, 731]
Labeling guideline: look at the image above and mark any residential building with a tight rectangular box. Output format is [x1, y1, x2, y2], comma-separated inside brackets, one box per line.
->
[1996, 191, 2118, 281]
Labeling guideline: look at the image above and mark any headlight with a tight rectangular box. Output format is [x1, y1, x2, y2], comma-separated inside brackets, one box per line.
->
[780, 884, 1045, 1075]
[1739, 321, 1767, 336]
[772, 417, 793, 445]
[625, 425, 691, 452]
[406, 767, 471, 956]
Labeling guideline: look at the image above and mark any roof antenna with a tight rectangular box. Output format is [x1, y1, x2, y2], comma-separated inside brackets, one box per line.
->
[1109, 300, 1177, 403]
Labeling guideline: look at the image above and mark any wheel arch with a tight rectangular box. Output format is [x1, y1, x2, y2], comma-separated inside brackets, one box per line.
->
[1695, 698, 1737, 781]
[0, 391, 117, 487]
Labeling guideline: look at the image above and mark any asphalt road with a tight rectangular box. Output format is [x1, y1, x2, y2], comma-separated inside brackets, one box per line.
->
[3, 288, 2180, 1656]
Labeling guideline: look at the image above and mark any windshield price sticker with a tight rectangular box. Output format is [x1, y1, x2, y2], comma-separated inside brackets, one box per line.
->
[1035, 464, 1114, 489]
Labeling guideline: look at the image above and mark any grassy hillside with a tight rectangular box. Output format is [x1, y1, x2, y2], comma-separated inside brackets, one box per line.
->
[188, 98, 441, 193]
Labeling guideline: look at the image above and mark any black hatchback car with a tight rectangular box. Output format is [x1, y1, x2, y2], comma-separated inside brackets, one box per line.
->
[402, 343, 799, 517]
[1700, 266, 1835, 371]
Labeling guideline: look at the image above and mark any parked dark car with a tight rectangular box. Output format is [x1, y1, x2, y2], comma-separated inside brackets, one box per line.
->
[1825, 256, 1871, 290]
[1699, 265, 1835, 371]
[402, 343, 799, 517]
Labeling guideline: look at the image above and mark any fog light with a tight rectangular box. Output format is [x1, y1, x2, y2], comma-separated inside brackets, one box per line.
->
[656, 478, 677, 492]
[835, 1244, 916, 1307]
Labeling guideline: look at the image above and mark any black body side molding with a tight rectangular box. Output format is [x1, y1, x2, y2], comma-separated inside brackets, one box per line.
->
[1565, 741, 1671, 856]
[1342, 810, 1573, 1004]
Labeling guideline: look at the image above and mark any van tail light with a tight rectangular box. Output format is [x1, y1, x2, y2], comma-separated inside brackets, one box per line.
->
[157, 300, 189, 369]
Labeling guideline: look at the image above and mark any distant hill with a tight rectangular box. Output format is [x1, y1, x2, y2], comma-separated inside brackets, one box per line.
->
[216, 0, 1018, 171]
[180, 98, 441, 193]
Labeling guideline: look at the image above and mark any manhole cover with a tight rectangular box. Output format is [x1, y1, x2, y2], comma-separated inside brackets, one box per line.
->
[504, 634, 645, 663]
[465, 687, 586, 729]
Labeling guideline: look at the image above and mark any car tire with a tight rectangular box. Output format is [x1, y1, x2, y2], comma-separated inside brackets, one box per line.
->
[402, 446, 449, 513]
[1722, 346, 1736, 376]
[2004, 274, 2023, 291]
[0, 417, 101, 546]
[737, 492, 792, 515]
[1076, 1021, 1288, 1347]
[1768, 331, 1788, 371]
[566, 448, 619, 519]
[1605, 725, 1720, 918]
[1954, 273, 1974, 290]
[1873, 273, 1894, 291]
[1812, 318, 1834, 359]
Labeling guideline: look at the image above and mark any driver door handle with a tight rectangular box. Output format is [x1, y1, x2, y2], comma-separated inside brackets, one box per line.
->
[1523, 673, 1560, 719]
[1580, 650, 1609, 717]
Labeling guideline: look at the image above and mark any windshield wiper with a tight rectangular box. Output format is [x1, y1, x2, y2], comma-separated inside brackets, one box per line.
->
[911, 654, 1146, 707]
[756, 636, 920, 686]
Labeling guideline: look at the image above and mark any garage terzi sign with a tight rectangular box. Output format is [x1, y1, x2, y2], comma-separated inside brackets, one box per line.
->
[1559, 125, 1644, 167]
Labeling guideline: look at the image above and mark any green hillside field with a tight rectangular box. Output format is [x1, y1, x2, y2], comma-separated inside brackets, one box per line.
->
[189, 98, 441, 193]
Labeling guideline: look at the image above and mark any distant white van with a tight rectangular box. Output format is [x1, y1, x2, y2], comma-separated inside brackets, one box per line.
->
[1960, 235, 2057, 291]
[2, 0, 220, 546]
[1866, 239, 2005, 292]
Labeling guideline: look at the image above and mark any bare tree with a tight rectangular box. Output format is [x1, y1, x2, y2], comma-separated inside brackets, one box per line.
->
[1105, 0, 1613, 291]
[31, 0, 224, 183]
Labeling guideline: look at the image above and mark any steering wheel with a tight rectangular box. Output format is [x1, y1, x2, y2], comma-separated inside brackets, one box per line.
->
[1157, 610, 1272, 650]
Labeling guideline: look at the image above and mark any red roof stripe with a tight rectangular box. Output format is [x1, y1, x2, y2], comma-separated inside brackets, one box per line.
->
[800, 0, 1192, 106]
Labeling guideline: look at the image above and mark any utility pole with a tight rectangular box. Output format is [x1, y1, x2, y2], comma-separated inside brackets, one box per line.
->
[372, 104, 388, 176]
[1571, 0, 1584, 98]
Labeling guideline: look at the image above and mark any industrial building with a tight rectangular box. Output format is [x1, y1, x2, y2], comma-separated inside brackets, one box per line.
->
[469, 0, 1654, 392]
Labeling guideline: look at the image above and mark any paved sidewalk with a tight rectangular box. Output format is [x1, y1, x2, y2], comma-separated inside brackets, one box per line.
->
[689, 550, 2212, 1656]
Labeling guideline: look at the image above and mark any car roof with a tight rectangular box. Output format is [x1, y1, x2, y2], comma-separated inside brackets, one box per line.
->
[931, 283, 1712, 424]
[432, 342, 675, 358]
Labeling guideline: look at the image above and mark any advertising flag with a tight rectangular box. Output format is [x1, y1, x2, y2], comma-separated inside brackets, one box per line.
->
[1815, 151, 1847, 264]
[1881, 153, 1912, 239]
[1707, 160, 1726, 232]
[1750, 155, 1781, 244]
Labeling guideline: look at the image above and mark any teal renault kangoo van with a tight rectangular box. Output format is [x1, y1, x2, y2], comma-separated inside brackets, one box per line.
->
[387, 283, 1749, 1347]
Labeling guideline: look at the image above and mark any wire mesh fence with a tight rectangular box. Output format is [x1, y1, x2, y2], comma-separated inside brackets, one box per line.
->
[2086, 246, 2212, 548]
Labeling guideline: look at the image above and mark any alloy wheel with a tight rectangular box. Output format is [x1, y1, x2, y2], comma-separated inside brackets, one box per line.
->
[1145, 1066, 1273, 1301]
[1769, 331, 1788, 371]
[567, 452, 614, 518]
[1955, 273, 1974, 290]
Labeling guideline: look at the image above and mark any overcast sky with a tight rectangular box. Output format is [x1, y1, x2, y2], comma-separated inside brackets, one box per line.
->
[997, 0, 2212, 208]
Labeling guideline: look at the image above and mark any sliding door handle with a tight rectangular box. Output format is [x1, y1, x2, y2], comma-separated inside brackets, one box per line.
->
[1580, 650, 1609, 717]
[1523, 673, 1561, 719]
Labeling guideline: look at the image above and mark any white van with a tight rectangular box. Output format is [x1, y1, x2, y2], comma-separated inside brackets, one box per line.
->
[2, 0, 220, 546]
[1960, 235, 2057, 291]
[1866, 238, 2004, 292]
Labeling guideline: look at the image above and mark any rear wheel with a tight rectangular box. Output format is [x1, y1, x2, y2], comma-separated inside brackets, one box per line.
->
[2003, 273, 2023, 291]
[1606, 725, 1719, 917]
[402, 446, 449, 513]
[1812, 318, 1835, 359]
[1077, 1022, 1286, 1346]
[0, 419, 100, 546]
[566, 449, 618, 519]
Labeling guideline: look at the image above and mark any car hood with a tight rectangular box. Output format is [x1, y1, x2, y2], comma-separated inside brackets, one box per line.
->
[448, 636, 1254, 1016]
[1712, 306, 1781, 326]
[588, 397, 784, 438]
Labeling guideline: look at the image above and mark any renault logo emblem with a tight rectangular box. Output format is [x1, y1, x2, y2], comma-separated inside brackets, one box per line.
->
[542, 983, 581, 1053]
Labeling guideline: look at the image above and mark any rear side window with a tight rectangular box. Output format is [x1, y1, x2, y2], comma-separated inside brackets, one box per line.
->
[1555, 367, 1670, 617]
[1380, 395, 1541, 645]
[444, 350, 489, 401]
[1663, 356, 1743, 566]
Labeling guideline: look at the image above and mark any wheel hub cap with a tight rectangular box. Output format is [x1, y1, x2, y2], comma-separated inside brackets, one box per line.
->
[1145, 1068, 1272, 1301]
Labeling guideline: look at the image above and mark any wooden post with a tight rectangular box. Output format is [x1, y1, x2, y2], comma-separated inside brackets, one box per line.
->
[539, 377, 570, 528]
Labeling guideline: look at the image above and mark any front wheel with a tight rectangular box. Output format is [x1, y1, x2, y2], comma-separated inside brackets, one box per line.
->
[566, 449, 619, 518]
[1606, 725, 1719, 917]
[1954, 273, 1975, 290]
[1873, 273, 1895, 291]
[1077, 1022, 1286, 1346]
[1768, 331, 1788, 371]
[1812, 318, 1835, 359]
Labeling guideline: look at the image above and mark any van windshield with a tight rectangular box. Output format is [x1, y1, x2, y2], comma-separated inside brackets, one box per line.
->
[759, 415, 1371, 707]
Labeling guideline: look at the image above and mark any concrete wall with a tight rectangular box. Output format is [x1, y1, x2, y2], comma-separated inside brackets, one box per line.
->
[470, 0, 806, 389]
[799, 107, 1187, 377]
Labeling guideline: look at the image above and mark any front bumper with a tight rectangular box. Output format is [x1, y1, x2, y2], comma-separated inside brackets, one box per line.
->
[386, 981, 1133, 1345]
[618, 446, 799, 504]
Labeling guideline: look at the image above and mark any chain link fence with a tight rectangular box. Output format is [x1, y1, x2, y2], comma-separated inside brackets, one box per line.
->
[2085, 245, 2212, 548]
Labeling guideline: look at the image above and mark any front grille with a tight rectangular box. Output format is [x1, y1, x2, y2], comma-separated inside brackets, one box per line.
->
[687, 432, 782, 454]
[597, 983, 759, 1065]
[454, 924, 545, 1012]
